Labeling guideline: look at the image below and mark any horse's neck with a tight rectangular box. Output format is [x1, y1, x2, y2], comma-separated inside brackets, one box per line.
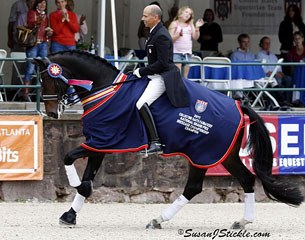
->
[96, 72, 118, 88]
[76, 69, 119, 100]
[54, 53, 119, 98]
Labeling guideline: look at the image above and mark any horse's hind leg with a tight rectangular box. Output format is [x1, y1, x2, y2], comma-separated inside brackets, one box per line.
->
[59, 146, 104, 226]
[222, 150, 256, 229]
[146, 164, 207, 229]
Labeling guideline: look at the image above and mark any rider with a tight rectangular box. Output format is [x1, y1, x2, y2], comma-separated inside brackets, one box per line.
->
[133, 4, 189, 155]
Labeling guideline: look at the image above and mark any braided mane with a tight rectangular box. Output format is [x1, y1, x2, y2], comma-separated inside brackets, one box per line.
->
[48, 50, 119, 72]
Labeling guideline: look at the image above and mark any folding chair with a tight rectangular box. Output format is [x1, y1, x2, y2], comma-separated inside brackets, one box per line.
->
[188, 55, 203, 83]
[201, 57, 232, 96]
[250, 58, 282, 108]
[143, 56, 148, 67]
[0, 49, 7, 101]
[119, 49, 139, 73]
[10, 51, 35, 102]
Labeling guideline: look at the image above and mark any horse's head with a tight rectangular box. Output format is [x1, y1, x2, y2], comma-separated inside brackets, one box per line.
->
[33, 50, 119, 119]
[33, 57, 70, 119]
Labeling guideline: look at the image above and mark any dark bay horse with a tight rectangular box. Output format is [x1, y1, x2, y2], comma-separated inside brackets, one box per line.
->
[33, 50, 303, 229]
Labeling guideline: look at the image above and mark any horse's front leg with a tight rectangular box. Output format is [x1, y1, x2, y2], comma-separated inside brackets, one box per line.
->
[59, 146, 105, 226]
[146, 164, 207, 229]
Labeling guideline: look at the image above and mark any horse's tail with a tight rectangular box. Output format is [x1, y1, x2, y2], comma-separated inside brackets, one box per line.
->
[241, 104, 304, 206]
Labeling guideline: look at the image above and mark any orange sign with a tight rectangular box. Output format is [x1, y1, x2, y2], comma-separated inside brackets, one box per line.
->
[0, 115, 43, 180]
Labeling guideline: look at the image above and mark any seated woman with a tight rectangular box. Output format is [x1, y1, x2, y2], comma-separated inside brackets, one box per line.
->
[287, 31, 305, 106]
[287, 31, 305, 62]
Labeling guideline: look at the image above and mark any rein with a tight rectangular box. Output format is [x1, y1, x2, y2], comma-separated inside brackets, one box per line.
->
[79, 74, 140, 94]
[63, 74, 141, 106]
[66, 69, 136, 98]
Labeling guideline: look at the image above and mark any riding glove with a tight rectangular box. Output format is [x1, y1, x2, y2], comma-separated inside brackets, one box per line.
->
[133, 68, 141, 78]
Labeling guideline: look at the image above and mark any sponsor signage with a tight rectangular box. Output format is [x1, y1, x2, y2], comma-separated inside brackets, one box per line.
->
[0, 115, 43, 180]
[208, 115, 305, 176]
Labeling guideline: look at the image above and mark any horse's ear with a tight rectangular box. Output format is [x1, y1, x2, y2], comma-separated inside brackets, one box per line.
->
[31, 58, 47, 68]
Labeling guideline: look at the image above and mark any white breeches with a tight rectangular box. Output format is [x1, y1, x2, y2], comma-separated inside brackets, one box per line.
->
[136, 74, 166, 109]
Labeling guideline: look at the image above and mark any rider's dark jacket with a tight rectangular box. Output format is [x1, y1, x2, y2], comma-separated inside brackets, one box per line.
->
[138, 22, 189, 108]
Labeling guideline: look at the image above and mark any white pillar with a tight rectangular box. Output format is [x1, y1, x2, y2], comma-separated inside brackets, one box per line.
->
[111, 0, 119, 69]
[98, 0, 106, 57]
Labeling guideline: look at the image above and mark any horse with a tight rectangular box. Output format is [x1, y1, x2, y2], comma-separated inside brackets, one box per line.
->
[33, 50, 303, 229]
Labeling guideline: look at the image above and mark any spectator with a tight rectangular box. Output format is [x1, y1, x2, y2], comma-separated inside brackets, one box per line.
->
[66, 0, 88, 43]
[23, 0, 52, 101]
[197, 8, 223, 58]
[287, 31, 305, 62]
[256, 36, 293, 106]
[230, 34, 256, 61]
[15, 0, 36, 30]
[278, 4, 305, 60]
[287, 31, 305, 107]
[164, 4, 178, 29]
[49, 0, 79, 53]
[229, 34, 256, 100]
[137, 20, 150, 50]
[8, 0, 35, 89]
[7, 0, 30, 51]
[168, 6, 204, 78]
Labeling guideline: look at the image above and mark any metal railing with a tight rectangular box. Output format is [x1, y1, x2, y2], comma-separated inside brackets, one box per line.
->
[0, 57, 42, 112]
[1, 56, 305, 112]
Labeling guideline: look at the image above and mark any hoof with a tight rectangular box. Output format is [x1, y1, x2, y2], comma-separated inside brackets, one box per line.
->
[231, 221, 245, 229]
[146, 219, 162, 229]
[231, 219, 252, 229]
[76, 180, 93, 198]
[59, 211, 76, 226]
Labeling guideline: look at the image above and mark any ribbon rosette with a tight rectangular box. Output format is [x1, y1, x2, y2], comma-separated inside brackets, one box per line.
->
[47, 63, 93, 91]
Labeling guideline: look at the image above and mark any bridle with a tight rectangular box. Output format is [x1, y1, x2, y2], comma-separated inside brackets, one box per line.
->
[39, 60, 90, 109]
[38, 58, 139, 112]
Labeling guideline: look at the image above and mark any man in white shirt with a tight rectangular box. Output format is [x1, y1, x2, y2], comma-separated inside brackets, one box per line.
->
[256, 36, 293, 105]
[230, 34, 256, 61]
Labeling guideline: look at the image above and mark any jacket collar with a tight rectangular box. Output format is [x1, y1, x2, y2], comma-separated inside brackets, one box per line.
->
[146, 22, 162, 44]
[150, 21, 162, 36]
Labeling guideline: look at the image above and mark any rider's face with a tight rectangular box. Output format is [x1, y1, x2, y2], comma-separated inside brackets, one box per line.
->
[142, 7, 158, 28]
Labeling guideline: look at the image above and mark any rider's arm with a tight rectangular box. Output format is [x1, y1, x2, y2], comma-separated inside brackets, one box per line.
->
[139, 34, 171, 76]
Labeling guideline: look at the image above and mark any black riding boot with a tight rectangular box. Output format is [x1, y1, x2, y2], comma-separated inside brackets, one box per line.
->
[139, 103, 163, 155]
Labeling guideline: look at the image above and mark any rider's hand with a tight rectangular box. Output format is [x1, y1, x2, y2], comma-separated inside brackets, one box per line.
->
[133, 68, 141, 78]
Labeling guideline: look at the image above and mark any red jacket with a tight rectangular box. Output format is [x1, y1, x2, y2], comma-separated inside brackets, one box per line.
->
[27, 10, 49, 42]
[50, 10, 79, 46]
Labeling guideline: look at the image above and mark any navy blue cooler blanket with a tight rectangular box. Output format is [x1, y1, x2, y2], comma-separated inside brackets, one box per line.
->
[81, 74, 244, 169]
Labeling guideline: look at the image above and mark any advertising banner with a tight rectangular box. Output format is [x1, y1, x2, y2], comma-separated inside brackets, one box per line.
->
[207, 114, 305, 176]
[212, 0, 304, 34]
[0, 115, 43, 180]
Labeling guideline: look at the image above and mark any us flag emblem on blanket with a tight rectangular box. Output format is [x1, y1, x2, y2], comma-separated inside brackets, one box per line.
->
[195, 100, 208, 113]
